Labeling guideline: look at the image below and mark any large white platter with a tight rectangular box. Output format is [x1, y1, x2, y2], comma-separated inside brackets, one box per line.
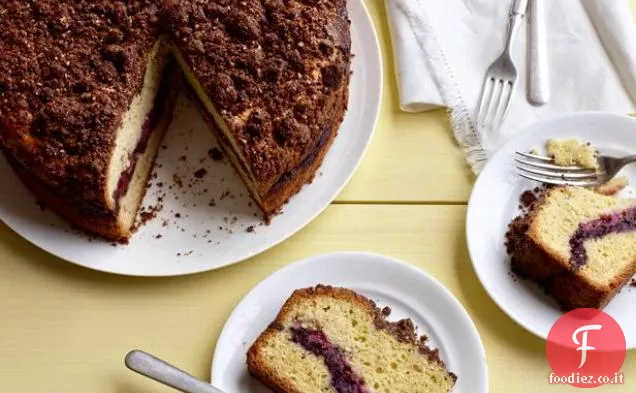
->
[0, 0, 382, 277]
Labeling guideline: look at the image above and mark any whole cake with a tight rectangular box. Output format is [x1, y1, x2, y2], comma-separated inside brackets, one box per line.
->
[0, 0, 351, 242]
[247, 285, 457, 393]
[506, 186, 636, 310]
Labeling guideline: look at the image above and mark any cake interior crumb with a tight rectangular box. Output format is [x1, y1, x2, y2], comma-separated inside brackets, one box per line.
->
[593, 176, 629, 196]
[545, 138, 599, 169]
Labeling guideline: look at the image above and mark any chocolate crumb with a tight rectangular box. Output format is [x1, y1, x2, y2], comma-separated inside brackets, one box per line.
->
[155, 234, 162, 239]
[208, 147, 224, 161]
[175, 213, 181, 218]
[246, 225, 255, 233]
[631, 278, 636, 287]
[194, 168, 208, 178]
[179, 155, 187, 162]
[172, 174, 183, 188]
[520, 190, 537, 208]
[136, 202, 163, 229]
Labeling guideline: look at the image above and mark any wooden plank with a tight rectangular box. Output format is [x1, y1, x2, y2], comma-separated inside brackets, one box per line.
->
[0, 205, 633, 392]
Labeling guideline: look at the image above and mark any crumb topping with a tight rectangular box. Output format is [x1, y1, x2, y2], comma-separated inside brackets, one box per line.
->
[162, 0, 351, 188]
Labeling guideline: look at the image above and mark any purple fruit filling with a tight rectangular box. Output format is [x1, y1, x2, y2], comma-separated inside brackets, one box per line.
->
[569, 207, 636, 267]
[113, 65, 173, 203]
[290, 326, 371, 393]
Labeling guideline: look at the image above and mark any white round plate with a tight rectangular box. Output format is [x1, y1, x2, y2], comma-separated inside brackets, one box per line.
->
[0, 0, 382, 277]
[467, 112, 636, 348]
[211, 251, 488, 393]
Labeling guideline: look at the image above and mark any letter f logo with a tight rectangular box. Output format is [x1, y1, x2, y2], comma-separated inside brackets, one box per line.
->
[572, 324, 603, 369]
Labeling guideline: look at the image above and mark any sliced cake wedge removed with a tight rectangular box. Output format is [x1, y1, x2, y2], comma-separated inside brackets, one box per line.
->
[506, 186, 636, 310]
[247, 285, 457, 393]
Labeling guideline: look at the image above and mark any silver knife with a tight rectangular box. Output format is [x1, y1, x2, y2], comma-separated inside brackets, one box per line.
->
[528, 0, 549, 105]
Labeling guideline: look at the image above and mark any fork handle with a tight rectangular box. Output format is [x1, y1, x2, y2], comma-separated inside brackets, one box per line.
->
[620, 155, 636, 166]
[511, 0, 529, 14]
[505, 0, 528, 52]
[528, 0, 549, 106]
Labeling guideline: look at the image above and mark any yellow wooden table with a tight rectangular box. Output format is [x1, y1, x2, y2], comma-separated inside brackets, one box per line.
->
[0, 1, 634, 392]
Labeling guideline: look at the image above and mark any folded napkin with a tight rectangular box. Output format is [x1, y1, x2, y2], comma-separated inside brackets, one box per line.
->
[386, 0, 636, 173]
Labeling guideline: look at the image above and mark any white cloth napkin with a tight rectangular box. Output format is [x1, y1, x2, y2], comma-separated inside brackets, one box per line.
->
[386, 0, 636, 173]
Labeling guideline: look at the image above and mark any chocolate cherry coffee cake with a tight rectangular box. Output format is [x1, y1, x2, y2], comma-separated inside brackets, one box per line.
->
[247, 285, 457, 393]
[0, 0, 351, 242]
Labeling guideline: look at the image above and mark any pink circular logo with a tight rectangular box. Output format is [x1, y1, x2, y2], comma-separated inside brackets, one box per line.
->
[546, 308, 626, 388]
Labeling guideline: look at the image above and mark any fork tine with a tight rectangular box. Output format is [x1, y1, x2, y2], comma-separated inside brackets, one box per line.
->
[495, 80, 516, 129]
[518, 172, 601, 187]
[514, 156, 591, 171]
[476, 77, 494, 127]
[515, 151, 552, 162]
[486, 79, 505, 127]
[516, 165, 602, 180]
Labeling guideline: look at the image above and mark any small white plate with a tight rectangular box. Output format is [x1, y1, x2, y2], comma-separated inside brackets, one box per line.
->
[466, 112, 636, 348]
[0, 0, 382, 277]
[211, 251, 488, 393]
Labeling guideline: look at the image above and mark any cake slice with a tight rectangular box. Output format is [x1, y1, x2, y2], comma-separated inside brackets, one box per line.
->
[247, 285, 457, 393]
[161, 0, 351, 217]
[506, 186, 636, 310]
[0, 1, 179, 242]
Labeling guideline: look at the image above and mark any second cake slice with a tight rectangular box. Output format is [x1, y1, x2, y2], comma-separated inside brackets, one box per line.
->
[247, 285, 456, 393]
[506, 186, 636, 310]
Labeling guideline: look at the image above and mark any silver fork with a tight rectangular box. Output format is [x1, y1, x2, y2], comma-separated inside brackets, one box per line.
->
[514, 151, 636, 186]
[475, 0, 528, 130]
